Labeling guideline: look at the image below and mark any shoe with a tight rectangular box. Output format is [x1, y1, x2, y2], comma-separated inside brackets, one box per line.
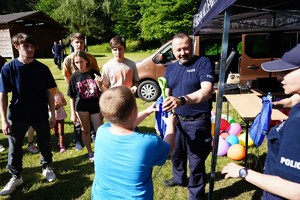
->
[27, 144, 39, 154]
[163, 178, 178, 187]
[163, 178, 188, 187]
[60, 146, 66, 153]
[88, 153, 94, 162]
[0, 145, 5, 152]
[42, 167, 56, 182]
[75, 141, 83, 151]
[0, 176, 23, 196]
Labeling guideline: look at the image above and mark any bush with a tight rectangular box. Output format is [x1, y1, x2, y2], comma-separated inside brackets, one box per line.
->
[126, 40, 141, 52]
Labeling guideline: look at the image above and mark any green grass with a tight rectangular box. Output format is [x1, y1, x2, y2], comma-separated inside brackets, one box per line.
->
[0, 51, 266, 199]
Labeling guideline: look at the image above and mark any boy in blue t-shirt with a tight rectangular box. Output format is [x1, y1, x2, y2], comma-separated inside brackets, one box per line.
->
[92, 86, 177, 199]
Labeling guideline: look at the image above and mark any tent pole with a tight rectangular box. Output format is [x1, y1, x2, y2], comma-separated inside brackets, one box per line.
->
[208, 10, 231, 200]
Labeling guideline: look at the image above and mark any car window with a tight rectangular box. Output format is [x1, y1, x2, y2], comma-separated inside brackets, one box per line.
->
[161, 44, 175, 62]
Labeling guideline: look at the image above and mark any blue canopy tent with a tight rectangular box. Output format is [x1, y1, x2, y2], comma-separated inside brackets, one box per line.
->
[192, 0, 300, 199]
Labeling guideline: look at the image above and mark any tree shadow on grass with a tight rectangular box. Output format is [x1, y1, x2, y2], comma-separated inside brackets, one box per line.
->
[1, 153, 94, 200]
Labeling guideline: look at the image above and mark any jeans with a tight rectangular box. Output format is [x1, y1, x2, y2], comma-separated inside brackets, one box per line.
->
[7, 121, 53, 178]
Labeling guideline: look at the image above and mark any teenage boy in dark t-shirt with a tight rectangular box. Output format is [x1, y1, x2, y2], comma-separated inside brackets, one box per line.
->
[0, 33, 57, 196]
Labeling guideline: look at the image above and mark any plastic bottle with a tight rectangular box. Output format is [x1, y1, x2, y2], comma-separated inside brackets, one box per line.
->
[266, 92, 273, 102]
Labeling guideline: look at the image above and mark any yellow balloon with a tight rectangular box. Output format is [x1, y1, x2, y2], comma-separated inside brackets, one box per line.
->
[238, 133, 254, 147]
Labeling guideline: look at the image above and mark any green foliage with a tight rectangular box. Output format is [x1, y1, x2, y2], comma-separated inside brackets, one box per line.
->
[32, 0, 203, 45]
[125, 39, 141, 52]
[139, 0, 202, 42]
[113, 0, 141, 40]
[34, 0, 61, 15]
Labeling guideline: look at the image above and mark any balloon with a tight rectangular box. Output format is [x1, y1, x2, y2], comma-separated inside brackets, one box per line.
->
[220, 132, 229, 139]
[220, 119, 230, 131]
[226, 123, 242, 136]
[221, 114, 235, 124]
[211, 121, 215, 136]
[238, 133, 254, 147]
[217, 137, 230, 156]
[227, 144, 246, 160]
[211, 110, 216, 117]
[226, 134, 239, 146]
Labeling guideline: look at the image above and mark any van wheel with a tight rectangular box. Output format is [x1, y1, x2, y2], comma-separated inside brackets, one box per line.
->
[138, 80, 161, 102]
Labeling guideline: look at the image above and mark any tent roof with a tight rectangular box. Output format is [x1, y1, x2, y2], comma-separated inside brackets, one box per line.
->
[194, 0, 300, 35]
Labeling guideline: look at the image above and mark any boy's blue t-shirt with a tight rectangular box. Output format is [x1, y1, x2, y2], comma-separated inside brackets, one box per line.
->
[164, 56, 215, 116]
[92, 123, 170, 200]
[0, 59, 57, 122]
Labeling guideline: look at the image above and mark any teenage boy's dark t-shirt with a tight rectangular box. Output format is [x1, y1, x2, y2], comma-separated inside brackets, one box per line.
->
[0, 59, 57, 122]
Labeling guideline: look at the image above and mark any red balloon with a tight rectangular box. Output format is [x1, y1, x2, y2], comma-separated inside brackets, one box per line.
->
[220, 119, 230, 131]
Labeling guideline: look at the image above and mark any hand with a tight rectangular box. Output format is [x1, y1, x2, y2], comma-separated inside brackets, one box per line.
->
[162, 96, 181, 112]
[144, 102, 158, 115]
[94, 73, 103, 87]
[1, 120, 12, 135]
[273, 94, 300, 108]
[49, 115, 56, 129]
[131, 86, 137, 94]
[221, 162, 244, 179]
[163, 113, 178, 127]
[55, 104, 60, 110]
[70, 113, 77, 122]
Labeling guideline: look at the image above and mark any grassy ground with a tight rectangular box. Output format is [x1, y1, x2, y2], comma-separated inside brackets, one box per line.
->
[0, 51, 265, 199]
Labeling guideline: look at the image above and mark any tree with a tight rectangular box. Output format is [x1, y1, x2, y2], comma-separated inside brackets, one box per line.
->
[34, 0, 113, 43]
[139, 0, 201, 42]
[0, 0, 38, 14]
[113, 0, 142, 40]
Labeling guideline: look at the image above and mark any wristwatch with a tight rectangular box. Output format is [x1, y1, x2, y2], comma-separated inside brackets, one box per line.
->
[179, 96, 186, 105]
[239, 167, 248, 179]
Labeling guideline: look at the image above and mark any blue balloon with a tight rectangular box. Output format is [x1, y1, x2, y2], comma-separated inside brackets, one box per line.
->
[226, 134, 239, 146]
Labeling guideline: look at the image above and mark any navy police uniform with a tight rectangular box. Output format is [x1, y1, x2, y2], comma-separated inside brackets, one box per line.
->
[164, 56, 214, 200]
[263, 102, 300, 200]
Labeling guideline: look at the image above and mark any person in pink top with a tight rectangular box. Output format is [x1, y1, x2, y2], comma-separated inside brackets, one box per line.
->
[51, 87, 67, 153]
[101, 36, 139, 93]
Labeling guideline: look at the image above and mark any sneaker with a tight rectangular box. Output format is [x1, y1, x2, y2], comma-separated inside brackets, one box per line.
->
[0, 176, 23, 196]
[27, 144, 39, 154]
[0, 145, 5, 152]
[75, 141, 83, 151]
[59, 146, 66, 153]
[42, 167, 56, 182]
[88, 153, 94, 162]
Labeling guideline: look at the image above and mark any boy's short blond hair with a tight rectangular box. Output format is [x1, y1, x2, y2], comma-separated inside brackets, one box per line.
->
[100, 86, 136, 124]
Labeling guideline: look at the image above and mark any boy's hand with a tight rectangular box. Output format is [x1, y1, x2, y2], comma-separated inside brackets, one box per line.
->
[163, 113, 178, 127]
[131, 86, 137, 94]
[145, 103, 158, 115]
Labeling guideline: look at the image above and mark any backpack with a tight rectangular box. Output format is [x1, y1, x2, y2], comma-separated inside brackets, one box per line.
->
[155, 96, 172, 139]
[249, 96, 272, 147]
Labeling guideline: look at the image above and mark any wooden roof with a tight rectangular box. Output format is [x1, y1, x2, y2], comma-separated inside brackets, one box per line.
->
[0, 10, 66, 30]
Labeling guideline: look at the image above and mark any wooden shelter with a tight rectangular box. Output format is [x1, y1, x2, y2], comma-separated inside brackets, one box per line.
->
[0, 11, 66, 58]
